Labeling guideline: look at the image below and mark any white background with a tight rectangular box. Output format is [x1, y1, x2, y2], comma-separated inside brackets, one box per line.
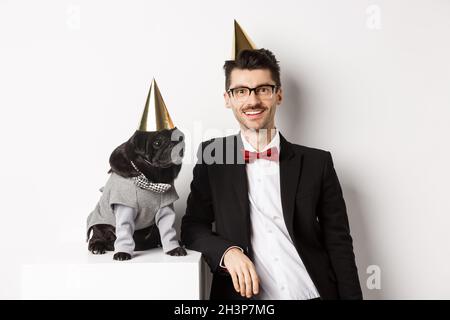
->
[1, 0, 449, 299]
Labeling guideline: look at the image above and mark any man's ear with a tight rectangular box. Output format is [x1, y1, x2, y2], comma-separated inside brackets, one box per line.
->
[276, 87, 283, 105]
[224, 92, 231, 109]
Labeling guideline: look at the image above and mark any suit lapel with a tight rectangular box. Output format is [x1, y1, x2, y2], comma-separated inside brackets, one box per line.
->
[279, 133, 303, 241]
[224, 134, 250, 249]
[229, 134, 249, 221]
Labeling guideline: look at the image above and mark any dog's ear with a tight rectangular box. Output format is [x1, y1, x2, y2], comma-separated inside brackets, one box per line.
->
[131, 131, 153, 158]
[108, 140, 138, 178]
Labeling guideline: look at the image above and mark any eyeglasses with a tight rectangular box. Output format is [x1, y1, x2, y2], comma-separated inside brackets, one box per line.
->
[227, 84, 279, 102]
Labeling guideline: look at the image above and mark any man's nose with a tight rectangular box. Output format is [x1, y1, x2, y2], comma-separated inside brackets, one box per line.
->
[246, 90, 261, 104]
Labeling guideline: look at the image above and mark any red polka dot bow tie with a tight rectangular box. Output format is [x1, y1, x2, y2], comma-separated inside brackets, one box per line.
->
[242, 147, 279, 163]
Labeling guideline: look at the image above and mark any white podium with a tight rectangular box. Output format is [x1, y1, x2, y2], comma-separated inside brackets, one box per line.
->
[20, 243, 209, 300]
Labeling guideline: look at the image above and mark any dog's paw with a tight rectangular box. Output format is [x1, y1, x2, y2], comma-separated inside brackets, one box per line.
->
[89, 242, 107, 255]
[113, 252, 132, 261]
[166, 247, 187, 256]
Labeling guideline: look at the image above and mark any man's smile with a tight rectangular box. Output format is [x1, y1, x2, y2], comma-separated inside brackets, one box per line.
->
[242, 107, 266, 119]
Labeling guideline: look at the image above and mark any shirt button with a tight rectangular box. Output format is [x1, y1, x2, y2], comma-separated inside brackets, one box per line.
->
[274, 257, 279, 262]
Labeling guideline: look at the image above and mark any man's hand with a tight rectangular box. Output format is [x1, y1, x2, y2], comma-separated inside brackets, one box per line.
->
[223, 248, 260, 298]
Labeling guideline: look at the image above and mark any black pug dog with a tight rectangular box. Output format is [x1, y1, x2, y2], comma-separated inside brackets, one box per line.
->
[87, 128, 187, 260]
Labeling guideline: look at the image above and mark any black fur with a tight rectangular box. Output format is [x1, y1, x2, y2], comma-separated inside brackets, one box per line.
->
[108, 129, 184, 182]
[113, 252, 131, 261]
[88, 224, 115, 254]
[89, 224, 163, 253]
[88, 128, 187, 258]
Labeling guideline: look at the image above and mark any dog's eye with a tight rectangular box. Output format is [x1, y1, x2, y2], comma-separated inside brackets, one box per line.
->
[153, 139, 162, 148]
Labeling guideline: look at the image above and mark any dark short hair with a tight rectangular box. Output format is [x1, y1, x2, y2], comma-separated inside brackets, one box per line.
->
[223, 48, 281, 91]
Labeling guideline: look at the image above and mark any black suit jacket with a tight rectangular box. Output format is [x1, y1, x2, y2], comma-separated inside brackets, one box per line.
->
[181, 133, 362, 300]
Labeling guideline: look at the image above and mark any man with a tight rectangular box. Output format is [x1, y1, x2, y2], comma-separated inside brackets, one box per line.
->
[181, 48, 362, 300]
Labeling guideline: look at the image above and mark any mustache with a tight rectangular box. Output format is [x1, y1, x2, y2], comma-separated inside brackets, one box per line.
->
[241, 104, 267, 112]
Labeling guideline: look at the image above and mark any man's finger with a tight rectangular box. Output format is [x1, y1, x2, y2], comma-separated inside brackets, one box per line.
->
[243, 268, 253, 298]
[249, 266, 260, 295]
[230, 270, 240, 293]
[237, 270, 246, 297]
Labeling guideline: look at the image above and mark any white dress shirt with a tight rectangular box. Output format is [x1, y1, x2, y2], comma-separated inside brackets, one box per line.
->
[238, 129, 320, 300]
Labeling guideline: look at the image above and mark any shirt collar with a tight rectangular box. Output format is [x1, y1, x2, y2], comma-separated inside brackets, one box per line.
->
[240, 129, 280, 153]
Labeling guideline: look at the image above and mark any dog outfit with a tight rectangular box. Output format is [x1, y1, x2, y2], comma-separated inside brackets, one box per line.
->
[87, 171, 180, 254]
